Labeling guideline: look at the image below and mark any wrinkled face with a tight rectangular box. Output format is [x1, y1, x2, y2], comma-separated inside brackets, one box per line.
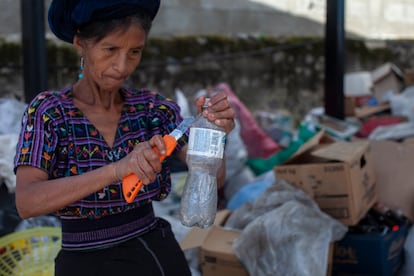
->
[75, 24, 146, 91]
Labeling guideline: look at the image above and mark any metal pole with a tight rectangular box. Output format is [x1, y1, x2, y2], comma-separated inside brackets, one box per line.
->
[324, 0, 345, 119]
[21, 0, 47, 103]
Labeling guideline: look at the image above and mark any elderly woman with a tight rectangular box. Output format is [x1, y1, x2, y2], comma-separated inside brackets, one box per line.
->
[13, 0, 235, 275]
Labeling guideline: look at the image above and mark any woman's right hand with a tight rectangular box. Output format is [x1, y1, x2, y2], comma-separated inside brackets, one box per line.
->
[113, 135, 166, 185]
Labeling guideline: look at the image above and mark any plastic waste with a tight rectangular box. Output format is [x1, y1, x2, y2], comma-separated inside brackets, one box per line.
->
[247, 122, 317, 175]
[214, 83, 281, 159]
[179, 98, 226, 228]
[225, 179, 347, 276]
[226, 177, 273, 211]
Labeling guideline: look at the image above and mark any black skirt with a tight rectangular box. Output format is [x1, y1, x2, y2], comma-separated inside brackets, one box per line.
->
[54, 217, 191, 276]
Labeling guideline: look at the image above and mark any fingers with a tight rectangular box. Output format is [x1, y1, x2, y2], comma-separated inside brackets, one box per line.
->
[198, 90, 236, 134]
[129, 149, 160, 184]
[195, 95, 206, 113]
[115, 135, 165, 185]
[150, 135, 166, 156]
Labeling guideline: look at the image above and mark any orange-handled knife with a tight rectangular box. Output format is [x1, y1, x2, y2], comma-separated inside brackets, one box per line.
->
[122, 117, 194, 203]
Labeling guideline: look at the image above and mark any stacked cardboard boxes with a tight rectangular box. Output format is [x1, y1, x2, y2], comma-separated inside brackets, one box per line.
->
[274, 139, 377, 226]
[180, 209, 334, 276]
[180, 130, 410, 275]
[273, 133, 409, 275]
[344, 63, 404, 117]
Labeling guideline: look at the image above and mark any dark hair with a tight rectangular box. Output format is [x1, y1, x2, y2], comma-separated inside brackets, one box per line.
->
[76, 11, 152, 43]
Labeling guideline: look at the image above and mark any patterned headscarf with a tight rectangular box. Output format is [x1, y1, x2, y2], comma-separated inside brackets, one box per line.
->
[48, 0, 161, 43]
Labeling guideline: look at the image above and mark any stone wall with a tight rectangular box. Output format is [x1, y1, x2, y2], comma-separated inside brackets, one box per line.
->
[1, 37, 414, 124]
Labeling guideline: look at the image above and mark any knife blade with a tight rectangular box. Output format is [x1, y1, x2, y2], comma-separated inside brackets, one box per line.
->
[122, 117, 194, 203]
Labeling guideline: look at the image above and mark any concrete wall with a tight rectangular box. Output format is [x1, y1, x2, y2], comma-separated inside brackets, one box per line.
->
[2, 37, 412, 124]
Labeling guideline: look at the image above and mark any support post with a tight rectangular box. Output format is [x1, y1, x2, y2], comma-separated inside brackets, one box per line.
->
[21, 0, 47, 103]
[324, 0, 345, 119]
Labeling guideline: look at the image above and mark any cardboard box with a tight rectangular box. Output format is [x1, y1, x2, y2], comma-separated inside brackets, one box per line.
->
[371, 62, 404, 103]
[274, 140, 377, 225]
[403, 68, 414, 87]
[371, 140, 414, 222]
[344, 96, 390, 119]
[354, 103, 390, 119]
[180, 210, 249, 276]
[200, 225, 248, 276]
[344, 63, 403, 105]
[181, 209, 333, 276]
[344, 96, 356, 117]
[332, 222, 409, 275]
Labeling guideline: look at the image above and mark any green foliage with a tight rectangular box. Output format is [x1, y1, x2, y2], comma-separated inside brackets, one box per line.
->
[0, 36, 401, 69]
[0, 40, 21, 65]
[46, 41, 78, 67]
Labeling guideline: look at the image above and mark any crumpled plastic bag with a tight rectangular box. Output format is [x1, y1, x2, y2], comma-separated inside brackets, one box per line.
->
[226, 170, 275, 211]
[0, 98, 26, 135]
[390, 86, 414, 122]
[15, 215, 61, 232]
[225, 179, 347, 276]
[175, 88, 193, 119]
[225, 178, 318, 229]
[0, 134, 19, 193]
[368, 121, 414, 141]
[223, 119, 255, 200]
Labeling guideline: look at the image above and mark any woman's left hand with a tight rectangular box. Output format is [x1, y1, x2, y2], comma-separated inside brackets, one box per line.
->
[195, 90, 235, 135]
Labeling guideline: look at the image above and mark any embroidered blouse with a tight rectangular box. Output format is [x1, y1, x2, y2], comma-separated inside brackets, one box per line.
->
[14, 86, 187, 220]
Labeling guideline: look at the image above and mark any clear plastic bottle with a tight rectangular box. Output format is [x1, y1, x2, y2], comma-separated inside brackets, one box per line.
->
[179, 98, 226, 228]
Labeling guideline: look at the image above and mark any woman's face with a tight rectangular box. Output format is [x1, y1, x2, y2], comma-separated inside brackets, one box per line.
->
[76, 24, 147, 91]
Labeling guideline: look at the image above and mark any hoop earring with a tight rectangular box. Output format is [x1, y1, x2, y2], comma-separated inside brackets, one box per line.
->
[78, 57, 84, 79]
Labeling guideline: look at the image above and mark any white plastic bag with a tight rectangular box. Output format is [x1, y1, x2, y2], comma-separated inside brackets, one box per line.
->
[226, 179, 347, 276]
[0, 98, 27, 135]
[0, 134, 19, 193]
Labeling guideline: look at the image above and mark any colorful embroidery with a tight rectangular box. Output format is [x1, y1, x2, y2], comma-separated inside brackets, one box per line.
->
[14, 87, 187, 219]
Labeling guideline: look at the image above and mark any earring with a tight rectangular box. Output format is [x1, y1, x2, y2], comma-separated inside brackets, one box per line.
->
[78, 57, 84, 79]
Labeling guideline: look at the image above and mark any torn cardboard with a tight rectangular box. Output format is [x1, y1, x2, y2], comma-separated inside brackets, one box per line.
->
[180, 210, 249, 276]
[371, 62, 404, 103]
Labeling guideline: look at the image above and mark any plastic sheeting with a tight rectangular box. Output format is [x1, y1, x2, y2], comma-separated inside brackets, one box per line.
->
[226, 170, 274, 211]
[0, 98, 26, 193]
[368, 122, 414, 141]
[225, 178, 347, 276]
[0, 98, 26, 135]
[0, 134, 19, 193]
[223, 119, 255, 200]
[390, 86, 414, 123]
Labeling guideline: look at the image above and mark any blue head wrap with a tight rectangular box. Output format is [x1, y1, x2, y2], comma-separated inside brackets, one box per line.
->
[48, 0, 161, 43]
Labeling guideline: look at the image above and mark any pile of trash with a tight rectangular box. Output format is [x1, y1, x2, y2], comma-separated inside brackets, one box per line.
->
[2, 65, 414, 275]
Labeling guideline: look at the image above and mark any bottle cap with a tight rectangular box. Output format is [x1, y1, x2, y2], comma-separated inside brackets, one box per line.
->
[203, 98, 210, 108]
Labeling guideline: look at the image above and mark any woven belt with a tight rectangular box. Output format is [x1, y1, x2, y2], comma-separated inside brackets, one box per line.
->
[61, 204, 156, 251]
